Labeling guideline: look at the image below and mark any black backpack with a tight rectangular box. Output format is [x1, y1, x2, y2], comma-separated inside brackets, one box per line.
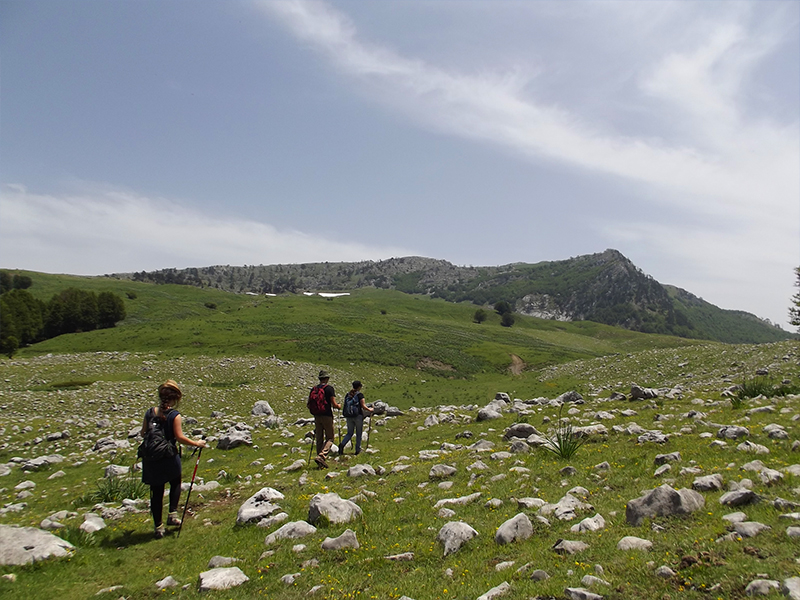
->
[342, 392, 360, 418]
[137, 409, 177, 461]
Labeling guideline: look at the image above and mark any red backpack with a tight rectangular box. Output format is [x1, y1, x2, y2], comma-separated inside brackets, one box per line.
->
[307, 384, 328, 415]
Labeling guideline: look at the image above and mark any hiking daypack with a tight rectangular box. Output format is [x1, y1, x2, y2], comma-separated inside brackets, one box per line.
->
[342, 392, 360, 418]
[307, 385, 328, 415]
[137, 409, 177, 461]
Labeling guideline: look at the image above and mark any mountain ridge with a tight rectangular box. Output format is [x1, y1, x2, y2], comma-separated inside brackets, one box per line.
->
[109, 249, 792, 344]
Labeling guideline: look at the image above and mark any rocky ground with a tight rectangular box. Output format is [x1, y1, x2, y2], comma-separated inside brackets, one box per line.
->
[0, 342, 799, 599]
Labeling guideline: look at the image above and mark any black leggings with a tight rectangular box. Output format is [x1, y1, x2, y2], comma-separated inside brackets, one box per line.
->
[150, 478, 181, 526]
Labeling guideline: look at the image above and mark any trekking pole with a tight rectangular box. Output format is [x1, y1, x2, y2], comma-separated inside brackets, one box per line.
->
[364, 413, 373, 452]
[336, 407, 343, 449]
[307, 432, 314, 467]
[177, 445, 203, 538]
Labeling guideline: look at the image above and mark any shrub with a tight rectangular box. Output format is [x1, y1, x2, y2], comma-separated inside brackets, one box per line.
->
[473, 309, 487, 324]
[542, 405, 587, 459]
[501, 312, 515, 327]
[75, 475, 148, 505]
[494, 301, 512, 315]
[204, 302, 217, 309]
[125, 291, 137, 300]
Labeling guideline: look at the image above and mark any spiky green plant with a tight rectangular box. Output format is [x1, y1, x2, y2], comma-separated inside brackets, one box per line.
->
[542, 404, 587, 459]
[737, 376, 775, 400]
[75, 475, 148, 505]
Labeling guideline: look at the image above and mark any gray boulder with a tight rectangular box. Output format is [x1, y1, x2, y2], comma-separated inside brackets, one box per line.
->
[565, 588, 604, 600]
[552, 539, 589, 555]
[718, 425, 749, 440]
[540, 493, 593, 521]
[155, 576, 179, 588]
[654, 452, 681, 466]
[738, 441, 770, 455]
[556, 391, 584, 404]
[429, 464, 457, 479]
[504, 423, 541, 440]
[321, 529, 359, 550]
[570, 514, 606, 533]
[626, 484, 704, 526]
[104, 465, 129, 478]
[437, 521, 478, 556]
[733, 521, 771, 538]
[347, 464, 376, 478]
[630, 385, 658, 400]
[208, 556, 238, 568]
[477, 407, 503, 421]
[308, 493, 362, 525]
[617, 536, 652, 551]
[434, 492, 481, 508]
[693, 474, 724, 492]
[719, 490, 761, 507]
[237, 487, 285, 525]
[0, 525, 75, 565]
[264, 521, 317, 545]
[783, 577, 800, 600]
[21, 455, 65, 470]
[257, 512, 288, 529]
[79, 513, 106, 533]
[198, 567, 249, 591]
[93, 438, 130, 452]
[251, 401, 274, 416]
[495, 513, 533, 545]
[476, 581, 511, 600]
[744, 579, 779, 596]
[216, 428, 252, 450]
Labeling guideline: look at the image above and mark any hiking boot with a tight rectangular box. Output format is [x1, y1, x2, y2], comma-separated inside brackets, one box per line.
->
[154, 524, 166, 539]
[314, 455, 328, 469]
[167, 512, 182, 527]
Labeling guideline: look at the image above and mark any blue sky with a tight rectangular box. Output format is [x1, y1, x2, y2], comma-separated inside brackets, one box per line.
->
[1, 0, 798, 327]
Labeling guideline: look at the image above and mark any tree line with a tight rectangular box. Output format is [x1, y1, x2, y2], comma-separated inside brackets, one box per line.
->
[0, 271, 126, 357]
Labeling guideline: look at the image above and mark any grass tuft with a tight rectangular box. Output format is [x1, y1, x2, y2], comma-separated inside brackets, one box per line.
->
[542, 404, 587, 459]
[74, 475, 148, 505]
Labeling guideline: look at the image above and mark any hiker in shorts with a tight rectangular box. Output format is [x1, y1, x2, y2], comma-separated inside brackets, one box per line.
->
[309, 370, 340, 468]
[140, 380, 207, 539]
[339, 380, 374, 455]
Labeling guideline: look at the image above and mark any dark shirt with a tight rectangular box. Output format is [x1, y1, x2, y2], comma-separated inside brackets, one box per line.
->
[322, 384, 336, 416]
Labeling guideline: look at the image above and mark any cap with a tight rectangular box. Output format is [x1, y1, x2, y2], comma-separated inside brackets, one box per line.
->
[318, 370, 330, 379]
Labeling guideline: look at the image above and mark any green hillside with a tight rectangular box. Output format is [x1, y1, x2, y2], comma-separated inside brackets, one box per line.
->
[109, 250, 794, 344]
[4, 269, 701, 398]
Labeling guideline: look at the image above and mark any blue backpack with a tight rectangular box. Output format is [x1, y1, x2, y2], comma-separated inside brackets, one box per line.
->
[342, 392, 361, 418]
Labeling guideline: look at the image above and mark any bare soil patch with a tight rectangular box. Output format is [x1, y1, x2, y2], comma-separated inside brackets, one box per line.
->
[508, 353, 525, 375]
[415, 357, 455, 371]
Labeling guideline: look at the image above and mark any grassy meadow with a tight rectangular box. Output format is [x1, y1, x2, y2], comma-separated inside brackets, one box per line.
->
[1, 272, 799, 599]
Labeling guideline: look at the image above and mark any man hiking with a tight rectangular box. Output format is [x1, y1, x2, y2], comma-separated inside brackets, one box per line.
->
[307, 370, 340, 469]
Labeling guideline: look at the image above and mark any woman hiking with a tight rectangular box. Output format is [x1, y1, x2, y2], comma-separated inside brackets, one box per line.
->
[140, 380, 207, 539]
[339, 380, 373, 455]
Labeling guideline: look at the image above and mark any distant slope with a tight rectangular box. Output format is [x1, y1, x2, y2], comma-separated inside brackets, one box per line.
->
[108, 249, 793, 344]
[4, 271, 703, 381]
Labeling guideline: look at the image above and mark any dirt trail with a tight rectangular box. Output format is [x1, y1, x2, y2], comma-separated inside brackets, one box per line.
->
[509, 354, 525, 375]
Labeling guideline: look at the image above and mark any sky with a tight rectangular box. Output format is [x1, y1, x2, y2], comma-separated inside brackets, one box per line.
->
[1, 0, 798, 327]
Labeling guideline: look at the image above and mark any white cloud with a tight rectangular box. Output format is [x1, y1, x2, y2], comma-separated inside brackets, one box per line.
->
[261, 0, 799, 326]
[601, 217, 798, 327]
[0, 184, 414, 274]
[260, 1, 798, 216]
